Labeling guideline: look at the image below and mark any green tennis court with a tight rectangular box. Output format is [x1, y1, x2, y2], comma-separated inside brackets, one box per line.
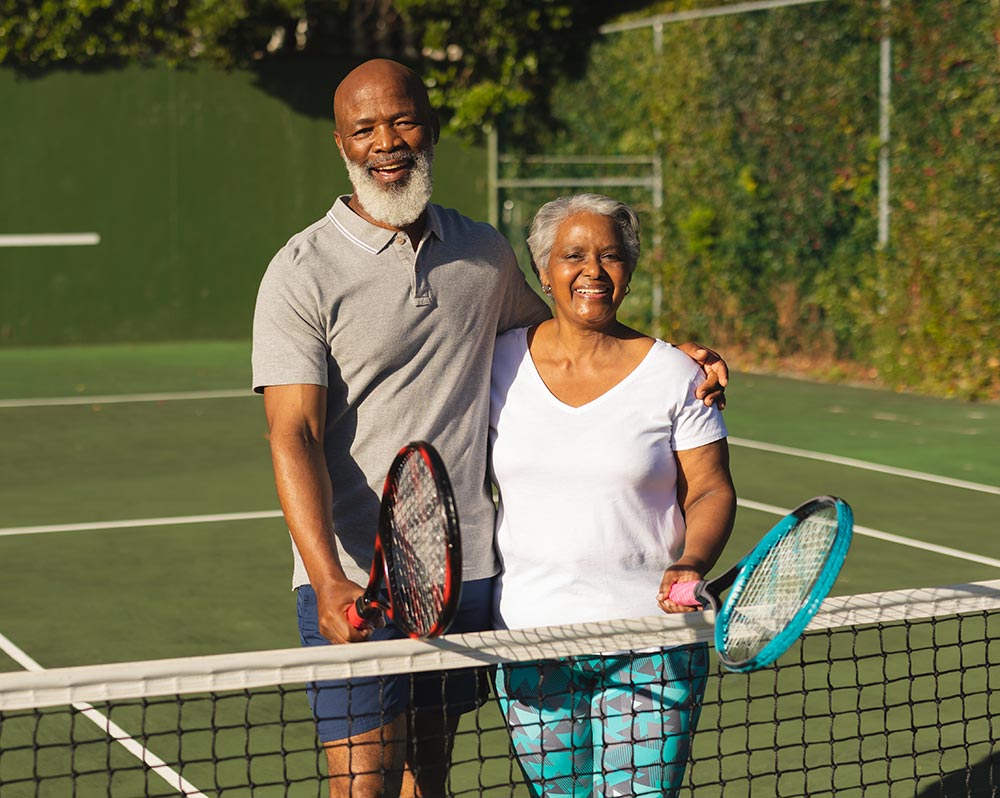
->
[0, 341, 997, 796]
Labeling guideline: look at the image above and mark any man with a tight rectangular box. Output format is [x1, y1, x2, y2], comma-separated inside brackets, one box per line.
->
[252, 58, 727, 798]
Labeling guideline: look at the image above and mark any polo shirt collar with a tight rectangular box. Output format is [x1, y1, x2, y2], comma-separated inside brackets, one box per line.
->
[423, 202, 444, 243]
[328, 195, 442, 254]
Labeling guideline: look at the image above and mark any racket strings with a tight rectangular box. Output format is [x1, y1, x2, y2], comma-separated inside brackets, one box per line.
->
[386, 453, 450, 636]
[724, 506, 839, 662]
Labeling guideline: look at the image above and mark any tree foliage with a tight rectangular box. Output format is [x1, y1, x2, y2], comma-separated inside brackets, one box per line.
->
[0, 0, 309, 67]
[3, 0, 996, 397]
[532, 0, 998, 399]
[861, 0, 1000, 399]
[0, 0, 631, 140]
[392, 0, 623, 141]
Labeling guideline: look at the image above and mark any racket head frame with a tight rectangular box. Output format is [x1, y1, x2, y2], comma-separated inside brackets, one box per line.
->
[379, 441, 462, 638]
[354, 446, 434, 624]
[713, 495, 853, 672]
[350, 442, 463, 637]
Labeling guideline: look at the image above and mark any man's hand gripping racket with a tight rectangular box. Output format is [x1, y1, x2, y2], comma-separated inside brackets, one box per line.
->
[346, 441, 462, 639]
[668, 496, 853, 672]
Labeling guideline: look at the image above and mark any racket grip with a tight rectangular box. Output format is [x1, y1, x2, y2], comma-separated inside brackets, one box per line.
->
[346, 598, 376, 630]
[667, 580, 705, 607]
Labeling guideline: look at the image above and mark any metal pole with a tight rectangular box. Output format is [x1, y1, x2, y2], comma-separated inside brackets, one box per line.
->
[878, 0, 891, 249]
[599, 0, 830, 34]
[650, 23, 664, 337]
[487, 125, 499, 228]
[651, 157, 664, 339]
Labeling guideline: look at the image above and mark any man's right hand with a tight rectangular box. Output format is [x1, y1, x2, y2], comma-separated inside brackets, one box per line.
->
[315, 579, 386, 644]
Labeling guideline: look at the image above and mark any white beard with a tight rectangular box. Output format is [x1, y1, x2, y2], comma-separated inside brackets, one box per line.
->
[341, 147, 434, 229]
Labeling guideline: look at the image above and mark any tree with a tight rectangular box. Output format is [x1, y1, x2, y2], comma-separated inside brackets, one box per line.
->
[392, 0, 621, 142]
[0, 0, 637, 142]
[0, 0, 309, 67]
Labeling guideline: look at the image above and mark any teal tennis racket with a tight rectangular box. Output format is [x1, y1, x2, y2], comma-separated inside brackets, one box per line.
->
[668, 496, 853, 672]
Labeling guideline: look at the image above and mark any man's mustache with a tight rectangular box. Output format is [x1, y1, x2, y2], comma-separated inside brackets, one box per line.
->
[365, 152, 418, 170]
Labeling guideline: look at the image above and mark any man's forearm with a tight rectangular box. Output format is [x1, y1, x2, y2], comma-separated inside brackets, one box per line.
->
[269, 432, 347, 588]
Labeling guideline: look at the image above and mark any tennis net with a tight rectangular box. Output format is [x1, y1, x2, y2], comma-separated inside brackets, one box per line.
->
[1, 580, 998, 797]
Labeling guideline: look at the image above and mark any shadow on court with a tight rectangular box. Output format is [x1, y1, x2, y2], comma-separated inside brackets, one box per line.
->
[918, 753, 999, 798]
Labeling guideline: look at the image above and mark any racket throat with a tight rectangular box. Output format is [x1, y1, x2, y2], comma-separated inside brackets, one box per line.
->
[693, 582, 722, 612]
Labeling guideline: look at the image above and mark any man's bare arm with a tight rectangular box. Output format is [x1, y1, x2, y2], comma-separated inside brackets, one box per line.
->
[263, 384, 376, 643]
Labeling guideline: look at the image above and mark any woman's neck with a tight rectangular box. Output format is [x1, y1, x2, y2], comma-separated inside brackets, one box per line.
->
[527, 319, 654, 408]
[538, 318, 640, 362]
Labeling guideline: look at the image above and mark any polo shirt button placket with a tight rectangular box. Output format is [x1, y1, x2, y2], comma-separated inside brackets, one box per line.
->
[399, 233, 430, 306]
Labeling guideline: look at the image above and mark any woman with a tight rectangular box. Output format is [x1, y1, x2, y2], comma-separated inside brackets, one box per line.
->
[488, 194, 737, 797]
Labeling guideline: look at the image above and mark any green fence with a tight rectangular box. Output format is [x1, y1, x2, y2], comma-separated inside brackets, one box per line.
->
[0, 61, 487, 345]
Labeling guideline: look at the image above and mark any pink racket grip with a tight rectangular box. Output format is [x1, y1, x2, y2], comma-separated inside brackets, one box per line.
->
[346, 599, 374, 630]
[667, 580, 704, 607]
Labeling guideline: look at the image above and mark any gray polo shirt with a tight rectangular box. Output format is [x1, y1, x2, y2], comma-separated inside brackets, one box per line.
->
[252, 197, 549, 589]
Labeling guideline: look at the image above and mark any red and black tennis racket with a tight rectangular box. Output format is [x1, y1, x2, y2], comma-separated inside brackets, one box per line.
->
[346, 441, 462, 639]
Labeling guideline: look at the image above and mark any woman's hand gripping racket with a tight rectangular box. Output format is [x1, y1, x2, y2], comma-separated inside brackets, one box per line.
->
[668, 496, 853, 672]
[346, 441, 462, 639]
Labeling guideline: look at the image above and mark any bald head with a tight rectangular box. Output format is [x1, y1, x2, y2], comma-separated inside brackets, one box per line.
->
[334, 59, 434, 131]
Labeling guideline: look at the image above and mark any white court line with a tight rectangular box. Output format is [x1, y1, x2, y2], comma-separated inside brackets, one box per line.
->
[0, 233, 100, 247]
[729, 436, 1000, 496]
[739, 499, 1000, 569]
[0, 389, 250, 409]
[0, 510, 284, 537]
[4, 392, 995, 498]
[0, 393, 995, 559]
[0, 630, 207, 797]
[2, 502, 998, 570]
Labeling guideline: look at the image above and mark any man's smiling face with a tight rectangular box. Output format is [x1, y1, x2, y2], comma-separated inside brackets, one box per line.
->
[334, 60, 439, 230]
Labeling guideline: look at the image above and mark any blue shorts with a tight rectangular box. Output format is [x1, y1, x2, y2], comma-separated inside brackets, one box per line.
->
[296, 578, 493, 742]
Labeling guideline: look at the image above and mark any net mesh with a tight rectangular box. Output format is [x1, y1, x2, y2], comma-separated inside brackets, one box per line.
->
[723, 502, 840, 665]
[385, 448, 452, 637]
[1, 581, 998, 797]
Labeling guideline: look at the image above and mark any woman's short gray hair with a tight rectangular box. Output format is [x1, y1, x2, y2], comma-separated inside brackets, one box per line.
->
[526, 193, 641, 279]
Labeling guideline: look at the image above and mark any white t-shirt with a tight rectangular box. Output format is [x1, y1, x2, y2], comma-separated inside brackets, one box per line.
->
[489, 327, 727, 630]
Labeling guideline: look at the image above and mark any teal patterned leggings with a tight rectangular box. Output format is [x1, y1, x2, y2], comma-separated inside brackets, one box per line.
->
[494, 644, 708, 797]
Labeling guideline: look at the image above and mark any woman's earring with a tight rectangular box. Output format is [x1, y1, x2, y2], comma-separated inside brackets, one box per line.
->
[542, 284, 552, 296]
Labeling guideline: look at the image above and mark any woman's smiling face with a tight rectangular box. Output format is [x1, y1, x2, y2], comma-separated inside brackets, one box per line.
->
[543, 211, 634, 330]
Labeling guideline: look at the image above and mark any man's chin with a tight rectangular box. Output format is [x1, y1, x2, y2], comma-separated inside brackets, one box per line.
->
[356, 181, 431, 228]
[343, 152, 433, 229]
